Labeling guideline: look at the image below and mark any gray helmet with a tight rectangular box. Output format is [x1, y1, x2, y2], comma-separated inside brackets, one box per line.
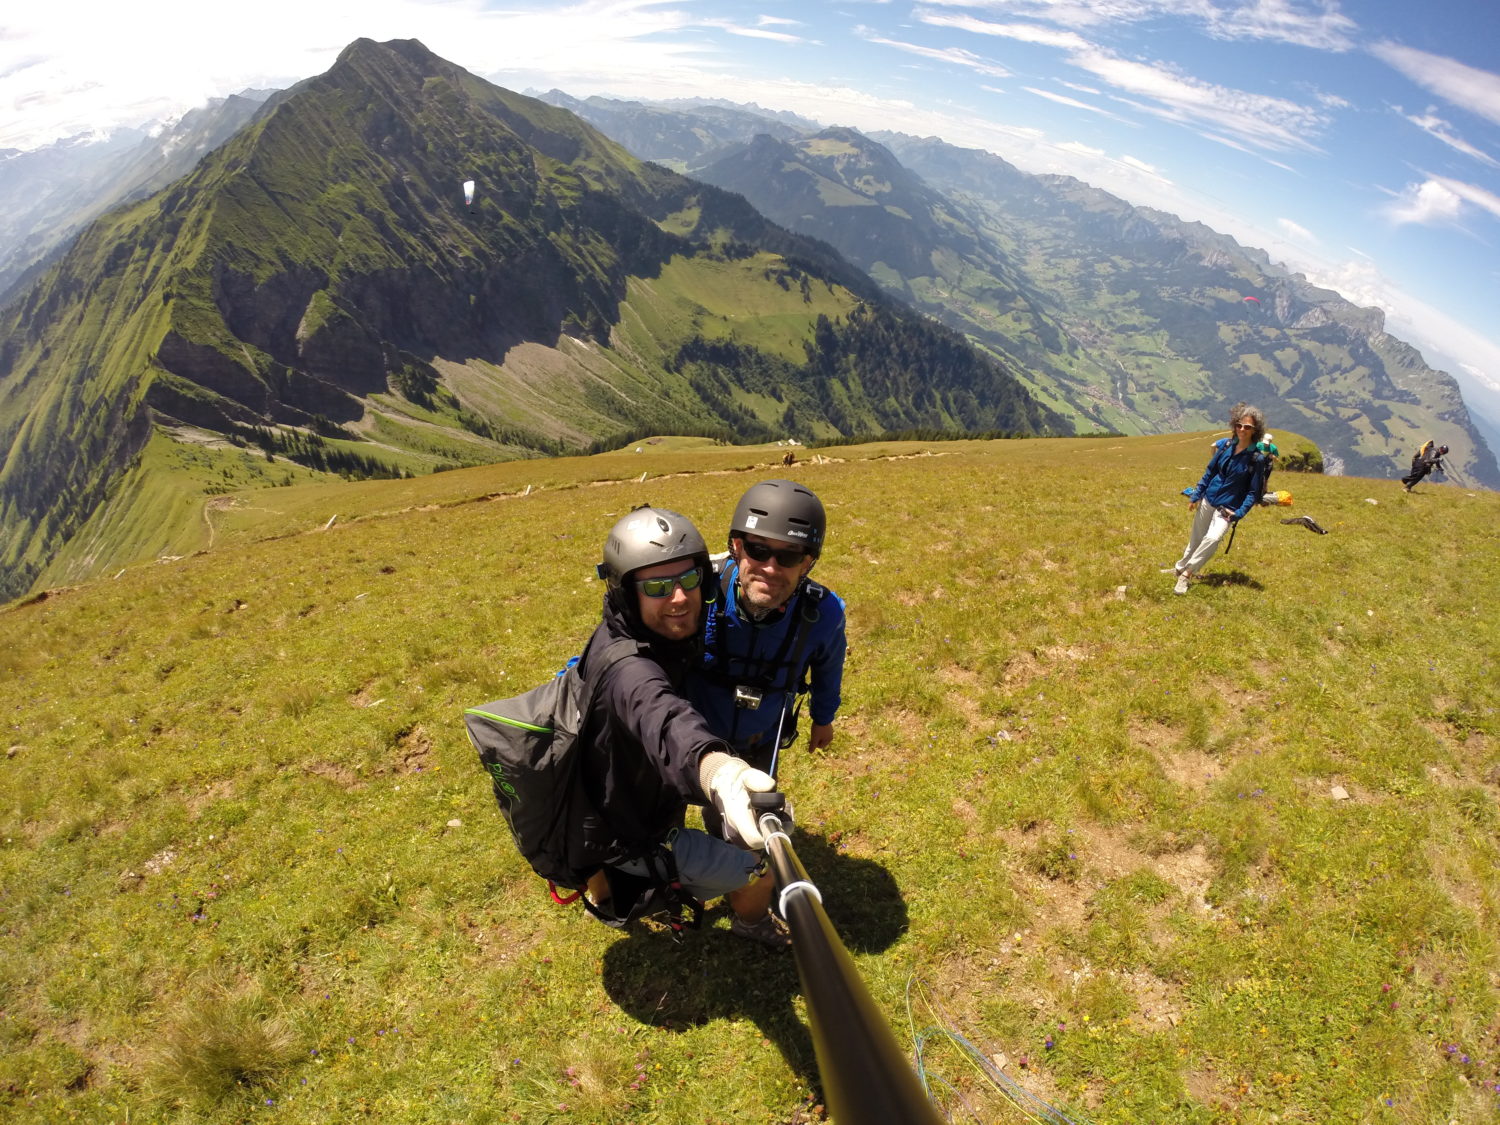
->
[729, 479, 825, 556]
[597, 506, 709, 593]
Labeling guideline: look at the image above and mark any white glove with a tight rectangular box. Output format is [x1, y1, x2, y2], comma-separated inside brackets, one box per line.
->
[704, 757, 778, 849]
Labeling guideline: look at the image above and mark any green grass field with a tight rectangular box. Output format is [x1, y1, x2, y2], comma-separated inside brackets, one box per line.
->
[2, 433, 1498, 1123]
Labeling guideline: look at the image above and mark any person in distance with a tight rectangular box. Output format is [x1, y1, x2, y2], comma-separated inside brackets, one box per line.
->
[1401, 440, 1448, 492]
[1171, 403, 1271, 595]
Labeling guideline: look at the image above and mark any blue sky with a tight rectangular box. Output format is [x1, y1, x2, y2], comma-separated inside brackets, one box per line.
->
[4, 0, 1499, 421]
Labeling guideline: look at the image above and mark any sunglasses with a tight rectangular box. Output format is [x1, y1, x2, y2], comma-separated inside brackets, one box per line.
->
[740, 540, 808, 567]
[637, 566, 704, 599]
[1234, 422, 1256, 430]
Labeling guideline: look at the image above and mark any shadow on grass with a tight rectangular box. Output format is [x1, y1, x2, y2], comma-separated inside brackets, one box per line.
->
[1202, 569, 1264, 590]
[600, 832, 908, 1099]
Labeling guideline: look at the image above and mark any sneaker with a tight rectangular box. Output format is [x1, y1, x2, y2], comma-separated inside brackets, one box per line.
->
[1173, 573, 1190, 595]
[730, 913, 792, 949]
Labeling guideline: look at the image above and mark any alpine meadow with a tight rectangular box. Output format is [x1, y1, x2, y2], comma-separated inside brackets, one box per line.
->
[2, 434, 1499, 1123]
[3, 29, 1500, 1125]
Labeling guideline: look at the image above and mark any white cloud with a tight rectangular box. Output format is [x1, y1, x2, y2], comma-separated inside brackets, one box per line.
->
[917, 0, 1356, 48]
[1076, 51, 1329, 153]
[861, 33, 1013, 78]
[1277, 217, 1317, 242]
[1382, 179, 1465, 225]
[1023, 85, 1135, 123]
[1459, 362, 1500, 396]
[1398, 109, 1500, 169]
[1371, 42, 1500, 127]
[0, 0, 724, 150]
[1439, 176, 1500, 219]
[1203, 0, 1357, 51]
[1198, 131, 1255, 154]
[912, 0, 1164, 29]
[1383, 175, 1500, 226]
[916, 10, 1092, 50]
[913, 5, 1336, 155]
[1121, 154, 1167, 180]
[706, 22, 810, 44]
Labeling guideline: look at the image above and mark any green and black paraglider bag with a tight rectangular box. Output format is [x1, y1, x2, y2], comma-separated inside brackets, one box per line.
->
[462, 637, 643, 891]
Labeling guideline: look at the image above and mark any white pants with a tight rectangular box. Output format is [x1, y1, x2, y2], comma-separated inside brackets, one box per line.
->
[1175, 503, 1233, 575]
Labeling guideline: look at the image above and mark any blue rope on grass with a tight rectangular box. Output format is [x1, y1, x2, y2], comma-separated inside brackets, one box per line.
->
[905, 977, 1092, 1125]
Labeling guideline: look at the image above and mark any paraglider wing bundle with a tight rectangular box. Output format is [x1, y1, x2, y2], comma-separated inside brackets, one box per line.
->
[1280, 515, 1327, 535]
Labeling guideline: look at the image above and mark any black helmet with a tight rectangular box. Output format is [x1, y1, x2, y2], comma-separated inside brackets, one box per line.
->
[597, 506, 709, 594]
[729, 479, 826, 556]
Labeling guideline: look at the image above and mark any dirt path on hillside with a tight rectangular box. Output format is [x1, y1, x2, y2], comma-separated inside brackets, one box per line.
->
[202, 496, 239, 549]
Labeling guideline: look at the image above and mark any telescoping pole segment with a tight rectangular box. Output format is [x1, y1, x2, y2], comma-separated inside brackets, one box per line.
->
[753, 797, 944, 1125]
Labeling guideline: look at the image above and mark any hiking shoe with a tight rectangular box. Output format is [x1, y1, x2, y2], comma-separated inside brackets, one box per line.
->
[730, 913, 792, 949]
[1173, 574, 1190, 595]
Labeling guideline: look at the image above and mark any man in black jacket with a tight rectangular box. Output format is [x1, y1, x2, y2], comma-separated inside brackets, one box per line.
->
[578, 506, 790, 947]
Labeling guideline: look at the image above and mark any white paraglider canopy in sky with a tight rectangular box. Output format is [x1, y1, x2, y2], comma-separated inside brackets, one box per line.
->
[463, 179, 475, 206]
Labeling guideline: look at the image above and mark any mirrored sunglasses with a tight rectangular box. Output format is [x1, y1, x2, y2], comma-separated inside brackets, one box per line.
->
[637, 566, 704, 599]
[741, 540, 808, 567]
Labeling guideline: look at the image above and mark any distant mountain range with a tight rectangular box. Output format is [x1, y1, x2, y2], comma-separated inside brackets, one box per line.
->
[0, 39, 1057, 602]
[0, 92, 272, 301]
[541, 92, 1499, 490]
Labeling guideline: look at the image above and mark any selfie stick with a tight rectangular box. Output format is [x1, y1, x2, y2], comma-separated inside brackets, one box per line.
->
[751, 795, 944, 1125]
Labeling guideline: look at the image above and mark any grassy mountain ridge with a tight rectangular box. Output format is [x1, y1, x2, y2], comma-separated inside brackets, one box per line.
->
[0, 39, 1058, 604]
[2, 433, 1497, 1122]
[688, 127, 1114, 424]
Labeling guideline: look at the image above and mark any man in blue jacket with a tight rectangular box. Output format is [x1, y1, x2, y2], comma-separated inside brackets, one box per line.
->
[686, 480, 848, 778]
[1172, 404, 1271, 594]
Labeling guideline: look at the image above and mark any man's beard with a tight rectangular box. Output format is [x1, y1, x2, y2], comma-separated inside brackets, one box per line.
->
[738, 578, 786, 618]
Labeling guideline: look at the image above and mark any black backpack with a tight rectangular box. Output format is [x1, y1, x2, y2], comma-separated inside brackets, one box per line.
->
[462, 637, 703, 932]
[462, 636, 644, 888]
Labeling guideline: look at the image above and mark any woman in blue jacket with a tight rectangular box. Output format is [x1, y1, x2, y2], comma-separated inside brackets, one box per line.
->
[1172, 403, 1270, 594]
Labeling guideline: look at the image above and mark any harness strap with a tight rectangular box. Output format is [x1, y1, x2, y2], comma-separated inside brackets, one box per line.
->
[705, 564, 825, 693]
[573, 842, 704, 937]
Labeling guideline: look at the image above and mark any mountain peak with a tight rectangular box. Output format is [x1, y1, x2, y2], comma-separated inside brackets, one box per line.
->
[0, 42, 1059, 601]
